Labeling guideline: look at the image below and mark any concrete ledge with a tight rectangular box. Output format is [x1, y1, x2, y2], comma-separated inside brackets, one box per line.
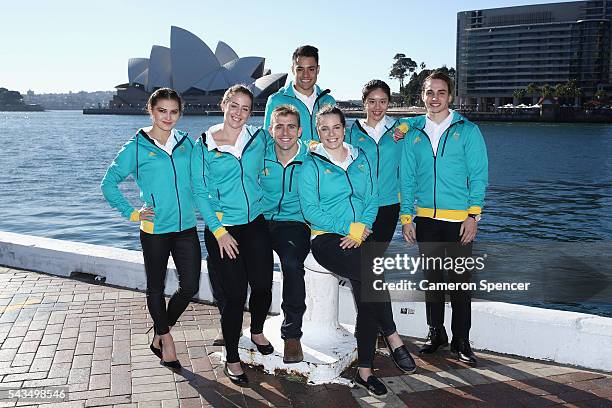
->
[338, 288, 612, 373]
[0, 231, 283, 314]
[1, 231, 610, 372]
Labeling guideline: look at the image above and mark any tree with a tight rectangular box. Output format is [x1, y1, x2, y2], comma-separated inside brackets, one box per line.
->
[541, 84, 554, 99]
[595, 89, 607, 99]
[389, 53, 418, 91]
[526, 83, 540, 96]
[513, 89, 527, 101]
[401, 66, 457, 106]
[420, 62, 426, 71]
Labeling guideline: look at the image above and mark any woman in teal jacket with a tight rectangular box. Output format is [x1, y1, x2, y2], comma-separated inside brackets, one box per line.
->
[346, 80, 416, 374]
[299, 105, 415, 398]
[191, 85, 273, 386]
[101, 88, 199, 371]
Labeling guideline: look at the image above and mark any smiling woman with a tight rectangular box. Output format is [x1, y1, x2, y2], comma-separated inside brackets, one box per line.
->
[190, 84, 274, 386]
[299, 105, 416, 398]
[100, 87, 199, 372]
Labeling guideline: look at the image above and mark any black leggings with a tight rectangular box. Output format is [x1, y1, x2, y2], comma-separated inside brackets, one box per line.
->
[204, 215, 273, 363]
[311, 233, 395, 368]
[369, 203, 400, 337]
[140, 227, 202, 335]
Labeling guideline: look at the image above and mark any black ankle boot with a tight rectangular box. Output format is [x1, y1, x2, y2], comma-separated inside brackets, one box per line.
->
[450, 338, 477, 365]
[419, 326, 448, 354]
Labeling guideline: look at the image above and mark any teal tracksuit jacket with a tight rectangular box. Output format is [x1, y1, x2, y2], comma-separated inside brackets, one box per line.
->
[264, 82, 336, 141]
[190, 125, 266, 237]
[261, 138, 308, 222]
[100, 129, 197, 234]
[399, 111, 488, 224]
[346, 116, 410, 207]
[298, 144, 378, 243]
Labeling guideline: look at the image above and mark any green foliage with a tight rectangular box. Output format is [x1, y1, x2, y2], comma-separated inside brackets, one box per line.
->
[389, 53, 418, 90]
[400, 65, 456, 105]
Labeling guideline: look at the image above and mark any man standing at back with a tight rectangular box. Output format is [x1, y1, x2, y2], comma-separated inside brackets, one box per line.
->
[264, 45, 336, 141]
[400, 71, 488, 366]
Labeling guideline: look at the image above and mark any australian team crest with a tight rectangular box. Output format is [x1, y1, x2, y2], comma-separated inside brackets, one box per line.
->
[413, 136, 421, 144]
[453, 132, 460, 141]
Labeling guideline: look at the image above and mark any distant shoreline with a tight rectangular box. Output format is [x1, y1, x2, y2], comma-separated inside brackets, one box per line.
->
[82, 107, 612, 123]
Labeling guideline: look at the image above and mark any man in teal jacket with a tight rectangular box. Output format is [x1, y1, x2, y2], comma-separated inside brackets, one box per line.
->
[261, 105, 309, 363]
[263, 45, 336, 141]
[400, 71, 488, 365]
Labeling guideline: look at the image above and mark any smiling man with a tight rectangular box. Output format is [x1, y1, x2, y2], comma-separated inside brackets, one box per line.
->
[400, 71, 488, 365]
[261, 105, 310, 363]
[264, 45, 336, 141]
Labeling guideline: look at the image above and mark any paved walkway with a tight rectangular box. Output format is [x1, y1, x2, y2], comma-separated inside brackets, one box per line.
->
[0, 266, 610, 408]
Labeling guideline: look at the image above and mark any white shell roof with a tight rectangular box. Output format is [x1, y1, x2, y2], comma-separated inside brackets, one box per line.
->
[215, 41, 239, 65]
[126, 27, 286, 97]
[170, 26, 220, 93]
[147, 45, 172, 91]
[249, 73, 288, 98]
[128, 58, 149, 85]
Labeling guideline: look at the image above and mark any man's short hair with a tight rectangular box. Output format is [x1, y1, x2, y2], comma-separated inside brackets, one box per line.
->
[292, 45, 319, 64]
[316, 104, 345, 128]
[271, 104, 301, 127]
[422, 71, 454, 96]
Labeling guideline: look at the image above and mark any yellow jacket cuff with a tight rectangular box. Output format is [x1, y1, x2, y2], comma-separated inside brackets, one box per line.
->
[213, 227, 228, 239]
[468, 206, 482, 215]
[129, 210, 139, 222]
[348, 222, 366, 243]
[400, 214, 412, 225]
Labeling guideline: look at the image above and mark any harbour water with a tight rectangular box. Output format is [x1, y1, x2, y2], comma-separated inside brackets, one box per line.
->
[1, 111, 610, 316]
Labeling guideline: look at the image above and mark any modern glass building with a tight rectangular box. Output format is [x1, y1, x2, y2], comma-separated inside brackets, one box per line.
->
[456, 1, 612, 109]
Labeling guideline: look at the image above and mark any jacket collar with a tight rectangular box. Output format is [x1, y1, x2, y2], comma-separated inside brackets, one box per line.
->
[282, 81, 323, 99]
[412, 110, 465, 130]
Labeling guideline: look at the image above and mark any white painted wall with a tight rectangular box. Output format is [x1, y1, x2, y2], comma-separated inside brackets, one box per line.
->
[1, 231, 610, 372]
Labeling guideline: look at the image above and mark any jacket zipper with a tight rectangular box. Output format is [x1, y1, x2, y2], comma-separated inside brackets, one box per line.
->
[354, 120, 396, 178]
[288, 165, 296, 192]
[414, 120, 463, 218]
[141, 131, 188, 230]
[312, 152, 357, 221]
[440, 121, 463, 157]
[215, 129, 260, 222]
[415, 127, 438, 218]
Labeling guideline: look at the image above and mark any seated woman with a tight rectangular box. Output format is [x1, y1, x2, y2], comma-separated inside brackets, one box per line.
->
[298, 105, 416, 398]
[190, 85, 273, 386]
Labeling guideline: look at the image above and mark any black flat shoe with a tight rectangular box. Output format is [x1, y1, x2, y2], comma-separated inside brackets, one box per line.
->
[160, 359, 182, 371]
[147, 326, 163, 359]
[382, 336, 417, 374]
[450, 338, 478, 366]
[353, 372, 387, 397]
[224, 363, 249, 386]
[158, 335, 181, 371]
[251, 337, 274, 355]
[150, 343, 162, 359]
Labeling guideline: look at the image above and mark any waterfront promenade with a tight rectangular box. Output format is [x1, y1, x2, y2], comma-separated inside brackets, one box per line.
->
[0, 266, 610, 408]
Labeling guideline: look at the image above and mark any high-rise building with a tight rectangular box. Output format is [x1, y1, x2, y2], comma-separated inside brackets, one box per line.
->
[456, 1, 612, 109]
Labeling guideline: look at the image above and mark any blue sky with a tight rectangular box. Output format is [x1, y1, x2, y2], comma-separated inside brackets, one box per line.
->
[1, 0, 576, 99]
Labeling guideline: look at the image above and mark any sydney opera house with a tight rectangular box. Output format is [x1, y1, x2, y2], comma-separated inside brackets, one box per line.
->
[108, 26, 288, 111]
